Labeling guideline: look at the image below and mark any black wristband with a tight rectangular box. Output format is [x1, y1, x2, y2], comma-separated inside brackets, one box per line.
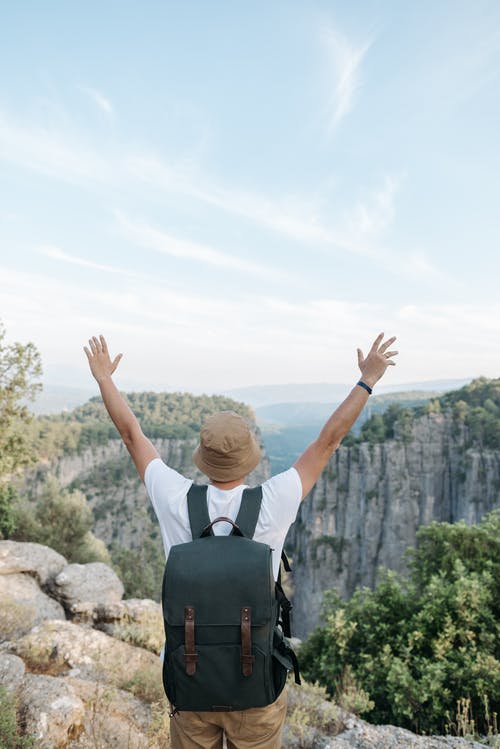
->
[357, 380, 373, 395]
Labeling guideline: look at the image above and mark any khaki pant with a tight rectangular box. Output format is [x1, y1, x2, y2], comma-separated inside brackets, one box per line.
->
[169, 690, 287, 749]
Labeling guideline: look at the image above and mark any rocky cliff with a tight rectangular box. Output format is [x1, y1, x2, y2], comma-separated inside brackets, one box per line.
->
[290, 411, 500, 637]
[24, 436, 270, 551]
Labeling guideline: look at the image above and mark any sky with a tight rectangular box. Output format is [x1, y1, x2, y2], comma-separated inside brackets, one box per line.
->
[1, 1, 499, 395]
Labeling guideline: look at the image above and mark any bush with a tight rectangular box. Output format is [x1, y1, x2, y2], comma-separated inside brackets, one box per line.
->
[284, 680, 342, 748]
[299, 511, 500, 736]
[111, 537, 165, 600]
[0, 485, 18, 539]
[12, 475, 110, 564]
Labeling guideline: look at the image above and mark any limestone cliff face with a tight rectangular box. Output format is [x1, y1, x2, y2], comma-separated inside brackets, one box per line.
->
[26, 436, 270, 550]
[289, 412, 500, 637]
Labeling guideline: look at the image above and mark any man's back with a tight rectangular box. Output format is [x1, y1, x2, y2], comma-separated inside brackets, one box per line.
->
[144, 457, 302, 580]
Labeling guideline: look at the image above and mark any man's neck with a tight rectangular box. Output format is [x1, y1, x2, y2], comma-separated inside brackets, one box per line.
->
[209, 476, 247, 490]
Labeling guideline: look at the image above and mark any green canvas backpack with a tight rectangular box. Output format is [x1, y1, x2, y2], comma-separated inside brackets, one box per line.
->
[161, 484, 301, 712]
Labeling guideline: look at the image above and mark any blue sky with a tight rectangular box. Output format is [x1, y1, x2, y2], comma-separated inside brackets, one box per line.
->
[1, 1, 499, 394]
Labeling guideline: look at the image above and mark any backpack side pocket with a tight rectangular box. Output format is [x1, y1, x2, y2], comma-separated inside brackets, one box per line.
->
[272, 626, 300, 700]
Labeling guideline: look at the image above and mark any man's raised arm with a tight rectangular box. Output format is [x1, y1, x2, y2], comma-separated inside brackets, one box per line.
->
[83, 335, 159, 481]
[293, 332, 398, 500]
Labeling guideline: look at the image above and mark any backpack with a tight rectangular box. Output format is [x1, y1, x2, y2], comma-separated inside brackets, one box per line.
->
[161, 483, 301, 712]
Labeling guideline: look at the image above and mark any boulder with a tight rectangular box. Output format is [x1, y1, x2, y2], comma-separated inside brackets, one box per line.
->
[68, 677, 161, 749]
[14, 619, 161, 689]
[0, 573, 66, 642]
[18, 673, 85, 749]
[0, 540, 67, 586]
[67, 597, 164, 654]
[100, 598, 164, 653]
[50, 561, 124, 609]
[291, 716, 488, 749]
[0, 652, 25, 693]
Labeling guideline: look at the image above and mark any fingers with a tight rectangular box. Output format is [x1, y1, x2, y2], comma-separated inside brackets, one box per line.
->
[379, 336, 397, 354]
[384, 350, 398, 358]
[357, 348, 364, 367]
[83, 346, 91, 360]
[87, 336, 108, 356]
[370, 332, 384, 353]
[111, 353, 123, 372]
[100, 335, 108, 354]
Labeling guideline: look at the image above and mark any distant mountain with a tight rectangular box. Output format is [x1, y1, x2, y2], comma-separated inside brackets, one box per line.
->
[225, 378, 472, 408]
[31, 377, 473, 416]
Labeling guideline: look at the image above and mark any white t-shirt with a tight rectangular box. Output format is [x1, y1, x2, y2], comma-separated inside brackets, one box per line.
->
[144, 459, 303, 581]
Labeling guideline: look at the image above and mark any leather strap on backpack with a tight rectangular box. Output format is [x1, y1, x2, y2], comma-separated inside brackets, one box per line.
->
[184, 606, 198, 675]
[240, 606, 254, 676]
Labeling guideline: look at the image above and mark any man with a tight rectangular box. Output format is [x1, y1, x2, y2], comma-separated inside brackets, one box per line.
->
[84, 332, 398, 749]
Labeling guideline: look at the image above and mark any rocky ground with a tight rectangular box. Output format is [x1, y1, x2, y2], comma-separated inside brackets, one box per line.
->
[0, 540, 491, 749]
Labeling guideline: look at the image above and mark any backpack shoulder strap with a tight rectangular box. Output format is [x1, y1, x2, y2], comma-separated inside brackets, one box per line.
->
[234, 485, 263, 539]
[187, 484, 211, 539]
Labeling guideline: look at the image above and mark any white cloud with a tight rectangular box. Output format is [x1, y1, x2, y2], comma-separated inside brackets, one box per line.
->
[0, 107, 441, 281]
[0, 111, 112, 184]
[322, 26, 371, 132]
[348, 175, 399, 239]
[115, 213, 288, 280]
[39, 245, 137, 276]
[128, 156, 431, 275]
[79, 86, 114, 115]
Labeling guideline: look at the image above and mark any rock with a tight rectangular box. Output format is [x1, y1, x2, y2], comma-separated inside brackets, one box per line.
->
[0, 540, 67, 586]
[18, 673, 85, 749]
[50, 561, 124, 609]
[0, 653, 25, 693]
[68, 677, 161, 749]
[97, 598, 164, 653]
[14, 619, 161, 689]
[323, 719, 487, 747]
[0, 573, 66, 641]
[68, 597, 164, 654]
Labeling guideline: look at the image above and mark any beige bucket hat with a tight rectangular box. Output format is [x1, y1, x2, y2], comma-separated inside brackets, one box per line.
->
[192, 411, 262, 482]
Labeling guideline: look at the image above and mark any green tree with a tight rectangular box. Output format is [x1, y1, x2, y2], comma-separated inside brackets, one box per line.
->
[0, 322, 42, 538]
[14, 475, 110, 564]
[299, 511, 500, 735]
[111, 536, 165, 600]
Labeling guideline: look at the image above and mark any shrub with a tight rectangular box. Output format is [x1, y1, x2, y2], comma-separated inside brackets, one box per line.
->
[284, 680, 343, 748]
[299, 511, 500, 736]
[120, 668, 164, 704]
[12, 474, 110, 564]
